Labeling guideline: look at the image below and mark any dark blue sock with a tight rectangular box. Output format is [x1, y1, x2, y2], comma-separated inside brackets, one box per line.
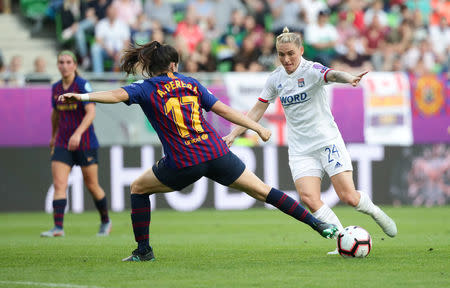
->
[53, 199, 66, 229]
[130, 194, 151, 252]
[94, 196, 110, 224]
[265, 188, 320, 229]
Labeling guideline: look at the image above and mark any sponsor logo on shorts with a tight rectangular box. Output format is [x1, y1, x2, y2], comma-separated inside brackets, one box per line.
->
[335, 161, 342, 169]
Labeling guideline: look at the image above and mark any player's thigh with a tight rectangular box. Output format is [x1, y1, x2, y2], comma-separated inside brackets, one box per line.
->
[205, 152, 270, 201]
[289, 153, 324, 184]
[51, 147, 75, 168]
[132, 167, 173, 195]
[330, 171, 359, 206]
[229, 168, 271, 202]
[51, 160, 72, 197]
[289, 153, 323, 206]
[151, 158, 206, 191]
[205, 152, 246, 187]
[75, 149, 98, 167]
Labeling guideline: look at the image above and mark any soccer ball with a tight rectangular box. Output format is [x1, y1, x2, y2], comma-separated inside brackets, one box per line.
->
[337, 226, 372, 258]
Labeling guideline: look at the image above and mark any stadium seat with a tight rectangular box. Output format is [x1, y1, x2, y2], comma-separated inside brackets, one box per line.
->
[264, 14, 273, 32]
[173, 11, 185, 23]
[54, 12, 69, 45]
[20, 0, 48, 21]
[217, 61, 232, 72]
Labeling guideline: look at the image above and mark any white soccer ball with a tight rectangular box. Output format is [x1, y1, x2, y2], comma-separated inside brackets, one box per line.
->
[337, 226, 372, 258]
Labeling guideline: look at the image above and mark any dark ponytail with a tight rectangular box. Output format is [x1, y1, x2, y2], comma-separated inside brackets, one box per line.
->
[121, 41, 179, 77]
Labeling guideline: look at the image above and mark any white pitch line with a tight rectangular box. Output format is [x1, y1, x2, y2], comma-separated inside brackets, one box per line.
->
[0, 281, 107, 288]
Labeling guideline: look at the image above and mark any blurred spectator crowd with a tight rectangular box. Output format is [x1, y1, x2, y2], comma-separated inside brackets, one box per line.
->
[0, 0, 449, 85]
[406, 144, 450, 206]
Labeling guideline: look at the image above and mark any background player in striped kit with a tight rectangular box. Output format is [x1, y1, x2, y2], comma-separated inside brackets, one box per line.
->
[41, 50, 111, 237]
[59, 41, 338, 262]
[224, 27, 397, 254]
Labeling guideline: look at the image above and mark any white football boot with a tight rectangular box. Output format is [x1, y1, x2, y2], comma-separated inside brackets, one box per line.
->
[371, 206, 398, 237]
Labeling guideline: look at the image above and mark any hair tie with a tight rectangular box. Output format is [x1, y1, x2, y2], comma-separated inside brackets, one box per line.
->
[58, 50, 77, 63]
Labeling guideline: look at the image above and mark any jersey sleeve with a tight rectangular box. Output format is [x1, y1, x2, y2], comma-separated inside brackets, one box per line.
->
[310, 62, 333, 86]
[195, 80, 218, 111]
[79, 79, 95, 107]
[121, 80, 147, 105]
[258, 75, 277, 104]
[79, 80, 93, 93]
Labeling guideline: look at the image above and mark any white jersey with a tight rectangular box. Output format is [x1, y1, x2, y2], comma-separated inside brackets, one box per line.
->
[259, 57, 340, 155]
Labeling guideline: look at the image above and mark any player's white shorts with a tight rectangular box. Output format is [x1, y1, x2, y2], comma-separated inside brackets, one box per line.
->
[289, 136, 353, 181]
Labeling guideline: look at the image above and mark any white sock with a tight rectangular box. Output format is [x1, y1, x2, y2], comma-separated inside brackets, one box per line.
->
[355, 190, 379, 216]
[312, 204, 344, 232]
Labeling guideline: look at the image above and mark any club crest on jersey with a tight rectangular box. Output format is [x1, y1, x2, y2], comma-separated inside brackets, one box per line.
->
[298, 78, 305, 87]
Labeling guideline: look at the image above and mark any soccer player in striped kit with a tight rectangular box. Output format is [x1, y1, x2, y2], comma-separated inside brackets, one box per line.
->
[224, 27, 397, 254]
[59, 41, 338, 262]
[41, 51, 111, 237]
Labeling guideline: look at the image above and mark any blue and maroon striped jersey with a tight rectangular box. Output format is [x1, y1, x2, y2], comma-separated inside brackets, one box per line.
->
[122, 72, 229, 169]
[52, 76, 99, 150]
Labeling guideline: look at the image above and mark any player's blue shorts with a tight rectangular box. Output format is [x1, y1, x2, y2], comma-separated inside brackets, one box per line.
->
[51, 147, 98, 167]
[152, 151, 246, 191]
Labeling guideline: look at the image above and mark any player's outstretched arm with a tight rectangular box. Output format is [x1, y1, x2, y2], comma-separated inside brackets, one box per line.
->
[58, 88, 129, 104]
[222, 101, 270, 146]
[326, 70, 368, 87]
[211, 100, 271, 142]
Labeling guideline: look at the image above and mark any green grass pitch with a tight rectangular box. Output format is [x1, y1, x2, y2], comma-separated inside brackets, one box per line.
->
[0, 207, 449, 288]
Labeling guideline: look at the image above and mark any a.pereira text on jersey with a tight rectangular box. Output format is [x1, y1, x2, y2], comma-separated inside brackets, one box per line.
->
[122, 72, 229, 169]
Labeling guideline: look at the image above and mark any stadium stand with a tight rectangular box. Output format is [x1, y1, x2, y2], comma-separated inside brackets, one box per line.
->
[0, 0, 448, 85]
[0, 13, 58, 80]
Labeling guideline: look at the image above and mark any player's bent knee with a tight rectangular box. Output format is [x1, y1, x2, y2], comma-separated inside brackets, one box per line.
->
[338, 190, 359, 206]
[130, 180, 148, 195]
[53, 180, 68, 192]
[130, 181, 141, 195]
[299, 194, 321, 211]
[85, 182, 100, 193]
[53, 183, 68, 198]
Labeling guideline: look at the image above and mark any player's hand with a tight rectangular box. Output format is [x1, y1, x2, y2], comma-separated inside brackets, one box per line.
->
[351, 71, 369, 87]
[257, 127, 271, 142]
[68, 133, 81, 151]
[222, 134, 236, 147]
[58, 93, 81, 103]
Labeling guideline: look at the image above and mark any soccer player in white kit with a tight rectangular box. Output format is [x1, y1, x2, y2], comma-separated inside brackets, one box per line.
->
[224, 27, 397, 254]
